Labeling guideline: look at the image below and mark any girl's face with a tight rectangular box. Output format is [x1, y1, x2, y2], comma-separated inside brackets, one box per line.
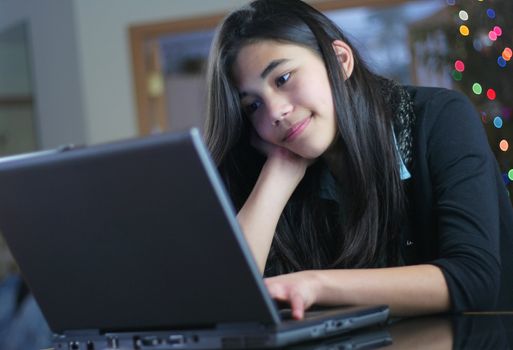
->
[232, 40, 340, 160]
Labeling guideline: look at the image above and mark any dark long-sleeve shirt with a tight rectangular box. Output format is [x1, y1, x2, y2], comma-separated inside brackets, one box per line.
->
[404, 86, 513, 312]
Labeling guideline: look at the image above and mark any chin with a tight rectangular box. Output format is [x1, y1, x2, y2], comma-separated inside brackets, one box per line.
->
[298, 149, 324, 160]
[307, 143, 331, 159]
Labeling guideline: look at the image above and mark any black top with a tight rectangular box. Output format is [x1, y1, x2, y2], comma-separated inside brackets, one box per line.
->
[403, 86, 513, 312]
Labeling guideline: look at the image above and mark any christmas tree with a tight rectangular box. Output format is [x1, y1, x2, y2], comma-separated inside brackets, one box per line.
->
[410, 0, 512, 201]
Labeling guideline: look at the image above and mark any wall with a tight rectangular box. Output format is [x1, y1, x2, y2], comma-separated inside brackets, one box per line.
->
[0, 24, 31, 96]
[73, 0, 252, 145]
[0, 0, 86, 149]
[0, 0, 256, 147]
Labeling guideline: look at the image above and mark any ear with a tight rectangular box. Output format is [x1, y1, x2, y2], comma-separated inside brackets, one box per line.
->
[332, 40, 354, 80]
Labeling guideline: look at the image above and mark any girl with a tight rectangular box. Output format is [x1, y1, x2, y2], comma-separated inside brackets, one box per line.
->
[204, 0, 513, 319]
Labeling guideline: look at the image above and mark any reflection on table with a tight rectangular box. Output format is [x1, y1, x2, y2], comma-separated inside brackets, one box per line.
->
[285, 314, 513, 350]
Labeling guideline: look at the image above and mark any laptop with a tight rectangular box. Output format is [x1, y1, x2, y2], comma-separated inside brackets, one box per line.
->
[0, 128, 389, 349]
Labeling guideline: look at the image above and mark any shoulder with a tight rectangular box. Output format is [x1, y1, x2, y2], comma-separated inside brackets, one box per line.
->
[405, 86, 478, 125]
[405, 86, 486, 151]
[405, 85, 465, 103]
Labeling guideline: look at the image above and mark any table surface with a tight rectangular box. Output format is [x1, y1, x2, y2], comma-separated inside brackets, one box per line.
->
[288, 313, 513, 350]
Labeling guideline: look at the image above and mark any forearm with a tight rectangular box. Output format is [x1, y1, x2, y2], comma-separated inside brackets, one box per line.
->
[237, 181, 290, 273]
[237, 159, 305, 273]
[314, 264, 450, 316]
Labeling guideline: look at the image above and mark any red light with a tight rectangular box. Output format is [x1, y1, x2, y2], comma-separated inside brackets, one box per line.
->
[454, 60, 465, 72]
[487, 88, 496, 100]
[493, 26, 503, 36]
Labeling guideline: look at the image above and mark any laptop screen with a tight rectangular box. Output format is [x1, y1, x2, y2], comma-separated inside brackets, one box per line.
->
[0, 129, 280, 333]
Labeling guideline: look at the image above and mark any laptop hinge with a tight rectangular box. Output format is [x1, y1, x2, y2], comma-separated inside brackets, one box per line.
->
[62, 329, 101, 336]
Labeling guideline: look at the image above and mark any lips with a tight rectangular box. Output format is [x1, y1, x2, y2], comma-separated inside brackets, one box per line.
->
[283, 116, 312, 142]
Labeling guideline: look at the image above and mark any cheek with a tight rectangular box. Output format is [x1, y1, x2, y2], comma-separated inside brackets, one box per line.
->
[251, 118, 274, 142]
[296, 74, 333, 111]
[313, 78, 334, 109]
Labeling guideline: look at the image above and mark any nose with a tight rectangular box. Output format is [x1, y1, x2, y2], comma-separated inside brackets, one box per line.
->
[267, 95, 292, 127]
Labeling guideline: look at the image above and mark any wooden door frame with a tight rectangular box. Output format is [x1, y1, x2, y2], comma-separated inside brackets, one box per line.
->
[129, 0, 409, 135]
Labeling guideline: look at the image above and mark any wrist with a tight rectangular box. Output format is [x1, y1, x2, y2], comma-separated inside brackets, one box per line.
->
[307, 270, 329, 305]
[262, 155, 307, 186]
[310, 270, 342, 306]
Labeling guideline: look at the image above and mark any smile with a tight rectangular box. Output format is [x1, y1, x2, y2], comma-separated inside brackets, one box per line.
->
[283, 116, 312, 142]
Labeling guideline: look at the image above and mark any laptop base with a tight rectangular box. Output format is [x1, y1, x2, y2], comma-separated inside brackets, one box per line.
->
[52, 305, 389, 349]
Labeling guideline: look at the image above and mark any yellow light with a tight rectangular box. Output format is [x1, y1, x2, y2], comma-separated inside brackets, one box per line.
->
[459, 25, 470, 36]
[147, 71, 164, 98]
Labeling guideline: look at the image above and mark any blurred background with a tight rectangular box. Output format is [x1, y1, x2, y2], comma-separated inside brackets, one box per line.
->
[0, 0, 511, 349]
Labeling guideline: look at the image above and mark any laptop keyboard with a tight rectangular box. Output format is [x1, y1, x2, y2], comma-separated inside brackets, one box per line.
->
[279, 309, 294, 320]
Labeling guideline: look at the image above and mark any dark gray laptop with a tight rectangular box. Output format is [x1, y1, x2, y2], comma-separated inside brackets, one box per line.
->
[0, 128, 389, 349]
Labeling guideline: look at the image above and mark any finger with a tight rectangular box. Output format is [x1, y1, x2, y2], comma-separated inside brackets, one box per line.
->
[290, 292, 305, 320]
[264, 280, 288, 301]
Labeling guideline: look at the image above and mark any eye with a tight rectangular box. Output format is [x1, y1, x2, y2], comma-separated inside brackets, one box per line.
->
[243, 100, 262, 115]
[276, 72, 291, 87]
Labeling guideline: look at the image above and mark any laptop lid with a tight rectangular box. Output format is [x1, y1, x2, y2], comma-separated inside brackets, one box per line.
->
[0, 128, 281, 333]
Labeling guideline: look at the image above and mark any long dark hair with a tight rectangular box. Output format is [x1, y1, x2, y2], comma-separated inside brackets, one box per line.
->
[204, 0, 405, 275]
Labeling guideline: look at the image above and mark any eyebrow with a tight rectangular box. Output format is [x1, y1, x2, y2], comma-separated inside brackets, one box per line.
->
[238, 58, 291, 99]
[260, 58, 290, 79]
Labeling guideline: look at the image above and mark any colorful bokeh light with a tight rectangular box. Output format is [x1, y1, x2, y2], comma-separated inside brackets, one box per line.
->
[483, 36, 493, 47]
[452, 70, 463, 81]
[509, 170, 513, 182]
[454, 60, 465, 72]
[503, 48, 512, 61]
[459, 10, 469, 21]
[481, 112, 488, 124]
[459, 25, 470, 36]
[500, 140, 509, 152]
[493, 26, 503, 36]
[472, 83, 482, 95]
[489, 31, 497, 41]
[494, 116, 503, 129]
[473, 39, 483, 51]
[486, 9, 496, 19]
[498, 56, 507, 68]
[487, 88, 496, 100]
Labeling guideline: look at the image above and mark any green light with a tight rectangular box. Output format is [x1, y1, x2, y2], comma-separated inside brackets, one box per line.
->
[452, 70, 462, 81]
[472, 83, 483, 95]
[508, 169, 513, 181]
